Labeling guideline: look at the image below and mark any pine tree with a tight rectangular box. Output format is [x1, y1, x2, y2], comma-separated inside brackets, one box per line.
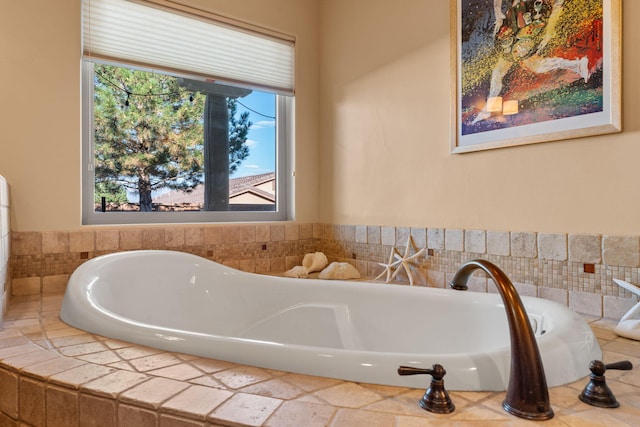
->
[93, 64, 251, 212]
[228, 99, 251, 174]
[94, 181, 128, 204]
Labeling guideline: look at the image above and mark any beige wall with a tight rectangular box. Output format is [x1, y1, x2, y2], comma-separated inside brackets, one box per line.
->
[0, 0, 320, 231]
[2, 0, 638, 237]
[319, 0, 639, 235]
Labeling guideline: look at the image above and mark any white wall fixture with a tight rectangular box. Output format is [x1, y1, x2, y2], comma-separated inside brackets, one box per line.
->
[613, 279, 640, 341]
[0, 174, 9, 322]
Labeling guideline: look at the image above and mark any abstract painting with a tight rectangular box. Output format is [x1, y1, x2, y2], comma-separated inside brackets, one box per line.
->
[451, 0, 621, 153]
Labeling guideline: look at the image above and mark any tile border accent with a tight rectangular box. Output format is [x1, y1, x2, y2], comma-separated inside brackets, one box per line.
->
[9, 224, 320, 299]
[7, 223, 640, 321]
[316, 224, 640, 319]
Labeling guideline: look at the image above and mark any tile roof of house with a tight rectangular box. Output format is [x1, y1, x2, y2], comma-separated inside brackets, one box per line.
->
[153, 172, 275, 205]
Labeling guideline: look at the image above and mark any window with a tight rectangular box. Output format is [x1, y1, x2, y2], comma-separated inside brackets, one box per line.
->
[81, 0, 294, 225]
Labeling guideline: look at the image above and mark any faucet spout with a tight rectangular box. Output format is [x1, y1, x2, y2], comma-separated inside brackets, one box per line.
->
[450, 259, 554, 421]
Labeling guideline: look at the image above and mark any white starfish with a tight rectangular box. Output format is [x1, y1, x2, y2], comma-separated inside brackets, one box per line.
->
[376, 235, 426, 286]
[391, 236, 426, 286]
[375, 246, 403, 283]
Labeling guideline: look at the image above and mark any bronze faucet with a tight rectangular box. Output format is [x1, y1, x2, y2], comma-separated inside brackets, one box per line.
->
[450, 259, 554, 421]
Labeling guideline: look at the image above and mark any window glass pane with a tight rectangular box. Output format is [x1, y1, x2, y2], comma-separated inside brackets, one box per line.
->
[86, 62, 284, 222]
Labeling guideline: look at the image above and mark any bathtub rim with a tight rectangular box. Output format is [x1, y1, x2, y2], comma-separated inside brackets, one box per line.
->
[60, 250, 602, 391]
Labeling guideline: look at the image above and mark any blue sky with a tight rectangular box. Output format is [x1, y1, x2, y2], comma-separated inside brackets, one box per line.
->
[232, 90, 276, 178]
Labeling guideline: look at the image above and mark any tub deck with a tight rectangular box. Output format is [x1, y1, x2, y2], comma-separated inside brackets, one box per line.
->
[1, 293, 638, 427]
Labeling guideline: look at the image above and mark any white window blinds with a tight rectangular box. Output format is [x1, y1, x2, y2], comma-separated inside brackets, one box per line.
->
[82, 0, 295, 94]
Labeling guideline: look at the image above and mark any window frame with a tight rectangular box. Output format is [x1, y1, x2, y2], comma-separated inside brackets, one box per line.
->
[81, 61, 293, 225]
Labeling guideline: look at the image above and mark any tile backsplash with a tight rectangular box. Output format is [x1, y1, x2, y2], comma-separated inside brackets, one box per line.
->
[9, 224, 318, 297]
[8, 223, 640, 322]
[316, 224, 639, 319]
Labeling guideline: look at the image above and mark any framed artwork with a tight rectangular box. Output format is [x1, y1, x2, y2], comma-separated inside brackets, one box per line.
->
[450, 0, 621, 153]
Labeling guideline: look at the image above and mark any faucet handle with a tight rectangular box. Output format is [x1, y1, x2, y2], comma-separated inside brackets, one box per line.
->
[604, 360, 633, 371]
[398, 365, 429, 375]
[398, 364, 454, 414]
[579, 360, 633, 408]
[399, 365, 435, 376]
[398, 364, 447, 380]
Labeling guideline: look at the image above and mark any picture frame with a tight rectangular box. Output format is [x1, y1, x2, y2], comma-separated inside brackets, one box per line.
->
[450, 0, 621, 154]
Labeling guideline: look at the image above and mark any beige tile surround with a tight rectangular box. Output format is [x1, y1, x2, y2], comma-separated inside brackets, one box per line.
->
[1, 293, 639, 426]
[317, 225, 640, 319]
[8, 223, 640, 319]
[3, 223, 640, 425]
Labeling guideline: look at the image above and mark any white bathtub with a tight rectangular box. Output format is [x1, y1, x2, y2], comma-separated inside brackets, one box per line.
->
[60, 250, 601, 391]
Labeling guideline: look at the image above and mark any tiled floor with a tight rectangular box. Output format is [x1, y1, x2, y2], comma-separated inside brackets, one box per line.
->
[0, 294, 639, 426]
